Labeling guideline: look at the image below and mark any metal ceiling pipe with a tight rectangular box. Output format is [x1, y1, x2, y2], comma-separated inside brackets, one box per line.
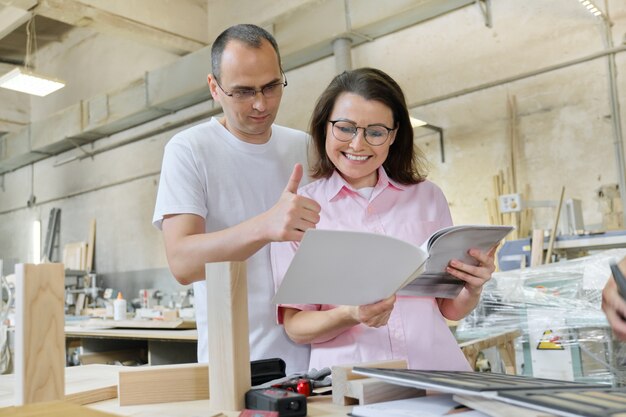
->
[601, 17, 626, 228]
[409, 44, 626, 108]
[332, 37, 352, 74]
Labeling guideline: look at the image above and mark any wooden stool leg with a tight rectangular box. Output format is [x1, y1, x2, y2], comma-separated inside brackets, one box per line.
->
[206, 261, 251, 411]
[15, 263, 65, 405]
[498, 340, 517, 375]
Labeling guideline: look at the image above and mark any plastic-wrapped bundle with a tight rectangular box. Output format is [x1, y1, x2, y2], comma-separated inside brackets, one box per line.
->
[456, 248, 626, 386]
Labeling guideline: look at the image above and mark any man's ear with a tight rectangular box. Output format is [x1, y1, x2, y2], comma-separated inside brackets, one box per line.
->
[207, 74, 220, 101]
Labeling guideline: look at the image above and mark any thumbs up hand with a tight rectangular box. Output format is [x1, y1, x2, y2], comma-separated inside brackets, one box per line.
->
[263, 163, 321, 242]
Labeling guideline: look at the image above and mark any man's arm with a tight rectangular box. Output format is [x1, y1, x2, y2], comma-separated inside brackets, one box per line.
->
[602, 256, 626, 341]
[162, 164, 321, 285]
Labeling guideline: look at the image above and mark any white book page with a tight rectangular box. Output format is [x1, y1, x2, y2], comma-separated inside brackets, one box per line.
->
[272, 229, 427, 306]
[423, 225, 514, 275]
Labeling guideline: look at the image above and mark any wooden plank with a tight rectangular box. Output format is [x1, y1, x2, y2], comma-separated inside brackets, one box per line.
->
[76, 318, 195, 329]
[78, 349, 146, 366]
[545, 186, 566, 264]
[14, 263, 65, 405]
[206, 262, 250, 412]
[0, 365, 121, 408]
[64, 365, 120, 405]
[0, 400, 121, 417]
[86, 219, 96, 272]
[530, 229, 544, 267]
[118, 363, 209, 406]
[331, 359, 407, 406]
[63, 242, 87, 271]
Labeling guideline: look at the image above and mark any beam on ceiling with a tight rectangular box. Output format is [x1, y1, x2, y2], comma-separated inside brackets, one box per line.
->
[0, 4, 33, 41]
[34, 0, 206, 55]
[0, 0, 482, 175]
[273, 0, 477, 70]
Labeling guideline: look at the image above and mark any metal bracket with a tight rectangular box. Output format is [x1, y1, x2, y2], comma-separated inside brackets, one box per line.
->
[67, 138, 94, 159]
[55, 139, 95, 166]
[476, 0, 493, 28]
[423, 124, 445, 164]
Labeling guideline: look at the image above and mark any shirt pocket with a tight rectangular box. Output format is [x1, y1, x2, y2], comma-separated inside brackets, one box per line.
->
[389, 220, 442, 246]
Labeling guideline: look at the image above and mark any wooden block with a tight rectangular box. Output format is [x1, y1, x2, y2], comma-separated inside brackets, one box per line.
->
[206, 262, 250, 412]
[345, 378, 424, 405]
[64, 365, 121, 405]
[0, 400, 120, 417]
[118, 363, 209, 406]
[331, 359, 407, 405]
[14, 263, 65, 405]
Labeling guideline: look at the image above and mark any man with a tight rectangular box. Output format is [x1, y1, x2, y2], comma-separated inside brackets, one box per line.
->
[153, 24, 321, 374]
[602, 256, 626, 341]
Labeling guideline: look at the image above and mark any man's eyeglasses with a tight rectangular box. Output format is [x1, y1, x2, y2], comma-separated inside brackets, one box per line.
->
[215, 71, 288, 102]
[328, 120, 396, 146]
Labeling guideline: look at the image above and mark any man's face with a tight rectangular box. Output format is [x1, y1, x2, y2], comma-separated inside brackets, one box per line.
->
[208, 39, 284, 144]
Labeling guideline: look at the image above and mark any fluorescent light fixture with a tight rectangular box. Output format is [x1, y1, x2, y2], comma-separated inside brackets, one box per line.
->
[32, 220, 41, 264]
[577, 0, 604, 18]
[410, 116, 428, 128]
[0, 67, 65, 96]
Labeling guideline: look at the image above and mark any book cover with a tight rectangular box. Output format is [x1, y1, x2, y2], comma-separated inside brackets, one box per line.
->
[272, 225, 513, 306]
[350, 394, 487, 417]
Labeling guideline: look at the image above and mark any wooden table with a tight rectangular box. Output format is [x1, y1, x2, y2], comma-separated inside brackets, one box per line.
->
[65, 327, 198, 366]
[88, 395, 350, 417]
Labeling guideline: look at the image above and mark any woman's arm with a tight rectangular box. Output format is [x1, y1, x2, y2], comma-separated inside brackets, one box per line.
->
[282, 295, 396, 344]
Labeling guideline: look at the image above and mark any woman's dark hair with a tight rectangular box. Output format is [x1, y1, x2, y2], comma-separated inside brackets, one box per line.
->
[309, 67, 427, 184]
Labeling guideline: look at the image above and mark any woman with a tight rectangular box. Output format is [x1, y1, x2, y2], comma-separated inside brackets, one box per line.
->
[271, 68, 496, 371]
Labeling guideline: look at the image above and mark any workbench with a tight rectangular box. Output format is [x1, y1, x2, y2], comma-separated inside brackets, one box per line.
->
[65, 326, 198, 366]
[0, 364, 351, 416]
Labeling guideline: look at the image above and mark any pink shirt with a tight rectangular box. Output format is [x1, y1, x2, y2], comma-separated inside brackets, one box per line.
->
[271, 167, 471, 371]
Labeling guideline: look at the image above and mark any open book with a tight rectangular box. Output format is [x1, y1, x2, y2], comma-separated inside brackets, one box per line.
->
[272, 225, 514, 306]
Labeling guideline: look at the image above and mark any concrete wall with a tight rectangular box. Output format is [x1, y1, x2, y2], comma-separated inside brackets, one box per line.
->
[1, 0, 625, 297]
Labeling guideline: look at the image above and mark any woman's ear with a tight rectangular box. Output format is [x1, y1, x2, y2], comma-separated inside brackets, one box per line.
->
[389, 129, 397, 145]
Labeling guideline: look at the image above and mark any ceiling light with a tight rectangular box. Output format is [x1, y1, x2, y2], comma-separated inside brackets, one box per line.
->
[0, 16, 66, 97]
[410, 116, 427, 128]
[577, 0, 604, 18]
[0, 67, 65, 96]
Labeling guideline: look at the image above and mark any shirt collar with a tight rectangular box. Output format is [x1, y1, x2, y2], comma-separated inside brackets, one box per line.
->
[325, 166, 407, 202]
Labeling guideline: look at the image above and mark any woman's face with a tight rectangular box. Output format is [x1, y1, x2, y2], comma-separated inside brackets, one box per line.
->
[325, 92, 396, 189]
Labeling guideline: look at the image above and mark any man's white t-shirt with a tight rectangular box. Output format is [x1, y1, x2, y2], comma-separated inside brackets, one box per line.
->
[153, 117, 311, 374]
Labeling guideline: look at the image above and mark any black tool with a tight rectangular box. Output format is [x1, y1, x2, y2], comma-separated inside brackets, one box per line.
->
[610, 262, 626, 300]
[251, 358, 286, 386]
[245, 388, 307, 417]
[271, 378, 313, 397]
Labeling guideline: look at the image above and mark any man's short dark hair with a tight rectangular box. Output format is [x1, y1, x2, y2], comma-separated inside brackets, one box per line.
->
[211, 24, 281, 81]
